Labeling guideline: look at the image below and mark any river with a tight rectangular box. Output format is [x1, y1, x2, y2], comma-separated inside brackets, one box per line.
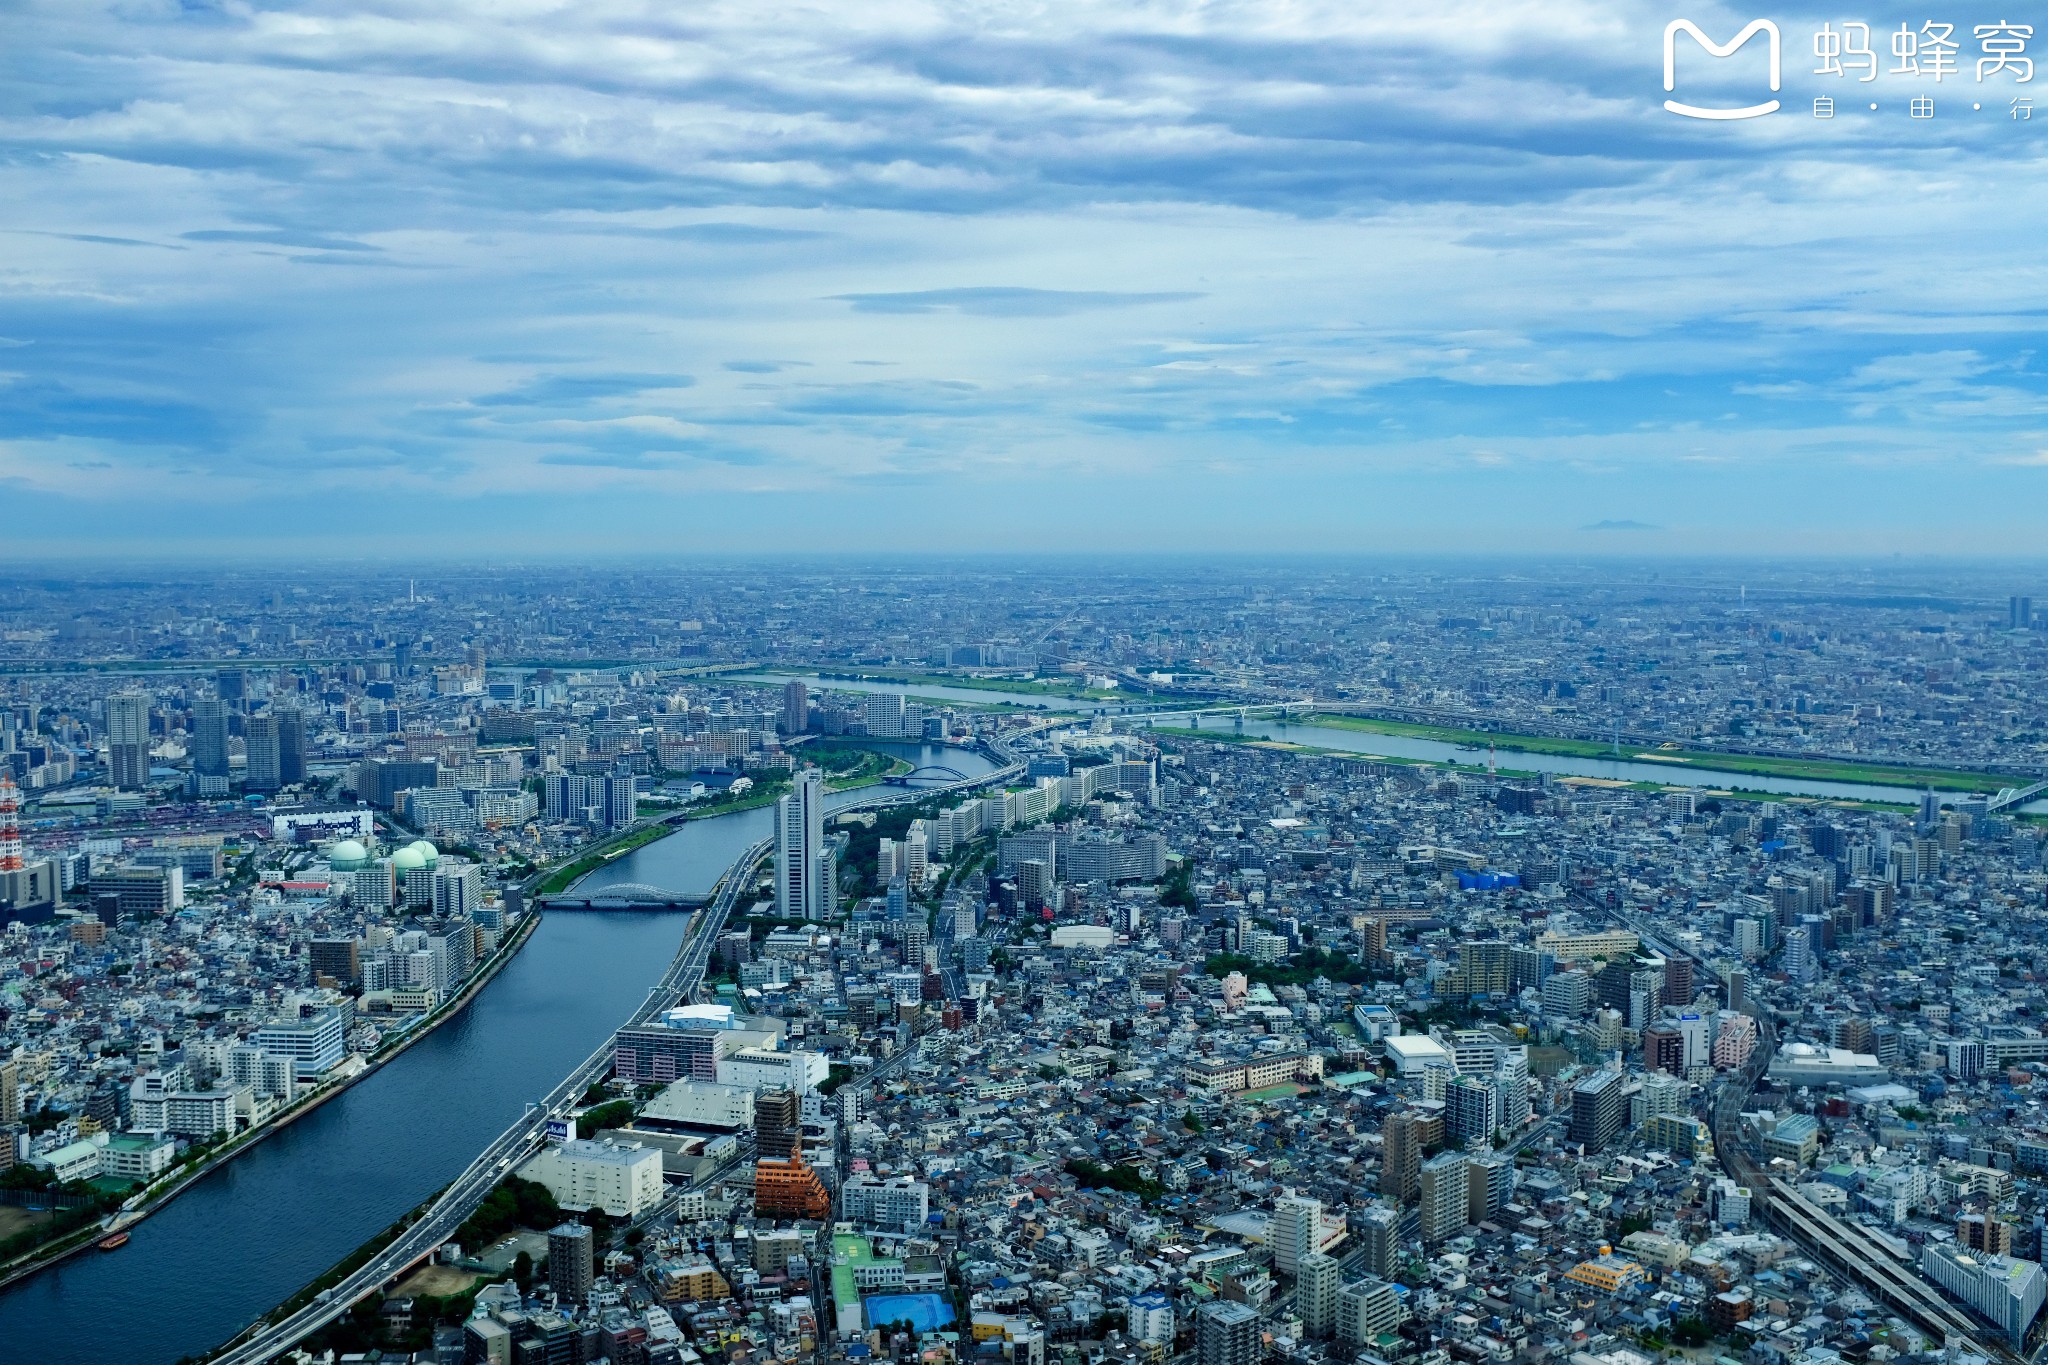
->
[1206, 717, 2048, 813]
[738, 673, 2040, 812]
[572, 741, 1001, 899]
[0, 740, 994, 1365]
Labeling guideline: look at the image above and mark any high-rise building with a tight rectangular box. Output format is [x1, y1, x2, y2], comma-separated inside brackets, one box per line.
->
[1781, 926, 1815, 982]
[548, 1221, 595, 1305]
[276, 706, 307, 785]
[1195, 1301, 1261, 1365]
[0, 1056, 18, 1124]
[245, 713, 281, 792]
[1295, 1253, 1339, 1338]
[2012, 595, 2034, 630]
[191, 697, 230, 779]
[1418, 1151, 1470, 1242]
[1381, 1108, 1441, 1201]
[1446, 1075, 1498, 1147]
[1466, 1153, 1512, 1224]
[775, 767, 829, 920]
[107, 692, 150, 790]
[755, 1087, 801, 1160]
[1662, 956, 1695, 1007]
[1353, 1206, 1398, 1279]
[781, 679, 809, 735]
[1570, 1070, 1626, 1151]
[602, 771, 638, 831]
[1269, 1194, 1321, 1276]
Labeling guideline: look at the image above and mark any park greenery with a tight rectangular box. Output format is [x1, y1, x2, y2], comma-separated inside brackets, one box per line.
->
[1064, 1158, 1165, 1202]
[452, 1175, 561, 1254]
[579, 1099, 636, 1136]
[1203, 948, 1380, 988]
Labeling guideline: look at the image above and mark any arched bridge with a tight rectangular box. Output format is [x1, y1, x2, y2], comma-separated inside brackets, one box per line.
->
[883, 764, 968, 785]
[539, 882, 707, 910]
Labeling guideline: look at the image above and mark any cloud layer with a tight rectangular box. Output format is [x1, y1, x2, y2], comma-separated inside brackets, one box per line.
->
[5, 0, 2048, 553]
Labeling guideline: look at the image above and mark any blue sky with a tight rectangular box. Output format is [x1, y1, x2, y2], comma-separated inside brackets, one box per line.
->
[5, 0, 2048, 556]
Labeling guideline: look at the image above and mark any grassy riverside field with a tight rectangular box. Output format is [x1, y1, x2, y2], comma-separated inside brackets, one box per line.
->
[754, 665, 1124, 702]
[1152, 728, 1920, 810]
[1298, 713, 2010, 793]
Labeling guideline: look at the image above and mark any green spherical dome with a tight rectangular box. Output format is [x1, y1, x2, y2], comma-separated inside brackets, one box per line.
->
[328, 839, 370, 871]
[391, 845, 427, 871]
[406, 839, 439, 867]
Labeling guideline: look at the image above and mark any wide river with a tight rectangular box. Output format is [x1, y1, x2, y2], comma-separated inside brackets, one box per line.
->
[748, 673, 2045, 812]
[0, 740, 994, 1365]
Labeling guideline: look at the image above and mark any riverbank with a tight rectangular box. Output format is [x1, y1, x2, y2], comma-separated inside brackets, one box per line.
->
[0, 908, 542, 1296]
[1153, 727, 1917, 809]
[534, 823, 676, 895]
[1299, 713, 2009, 793]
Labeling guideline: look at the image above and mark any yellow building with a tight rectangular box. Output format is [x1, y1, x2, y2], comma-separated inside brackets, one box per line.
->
[1564, 1255, 1647, 1294]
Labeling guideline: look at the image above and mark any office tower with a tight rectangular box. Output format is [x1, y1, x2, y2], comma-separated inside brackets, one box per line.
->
[1295, 1253, 1339, 1338]
[1381, 1109, 1441, 1202]
[191, 697, 230, 779]
[1336, 1277, 1405, 1345]
[775, 767, 828, 920]
[1270, 1194, 1321, 1276]
[1446, 1075, 1498, 1147]
[1353, 1206, 1398, 1279]
[602, 770, 638, 831]
[107, 692, 150, 790]
[1418, 1152, 1470, 1242]
[215, 668, 247, 704]
[245, 713, 281, 792]
[1196, 1301, 1261, 1365]
[2012, 595, 2033, 630]
[781, 679, 809, 735]
[0, 1056, 17, 1124]
[1726, 967, 1747, 1012]
[1569, 1070, 1626, 1151]
[548, 1221, 595, 1304]
[276, 706, 307, 785]
[755, 1088, 800, 1159]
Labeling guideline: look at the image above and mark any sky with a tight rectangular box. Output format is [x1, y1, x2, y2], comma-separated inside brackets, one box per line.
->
[5, 0, 2048, 557]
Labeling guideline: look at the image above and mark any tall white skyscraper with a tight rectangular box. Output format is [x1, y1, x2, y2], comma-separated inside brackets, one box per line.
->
[776, 767, 828, 920]
[1269, 1193, 1321, 1276]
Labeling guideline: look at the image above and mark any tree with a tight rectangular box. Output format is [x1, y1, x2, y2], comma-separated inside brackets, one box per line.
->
[513, 1251, 534, 1289]
[1672, 1319, 1714, 1348]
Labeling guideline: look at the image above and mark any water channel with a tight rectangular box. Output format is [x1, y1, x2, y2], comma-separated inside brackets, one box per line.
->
[0, 740, 993, 1365]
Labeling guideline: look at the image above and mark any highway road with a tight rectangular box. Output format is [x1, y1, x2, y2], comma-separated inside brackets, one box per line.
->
[206, 730, 1032, 1364]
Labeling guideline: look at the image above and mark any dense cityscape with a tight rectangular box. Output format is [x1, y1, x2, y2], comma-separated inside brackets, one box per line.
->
[3, 560, 2048, 1365]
